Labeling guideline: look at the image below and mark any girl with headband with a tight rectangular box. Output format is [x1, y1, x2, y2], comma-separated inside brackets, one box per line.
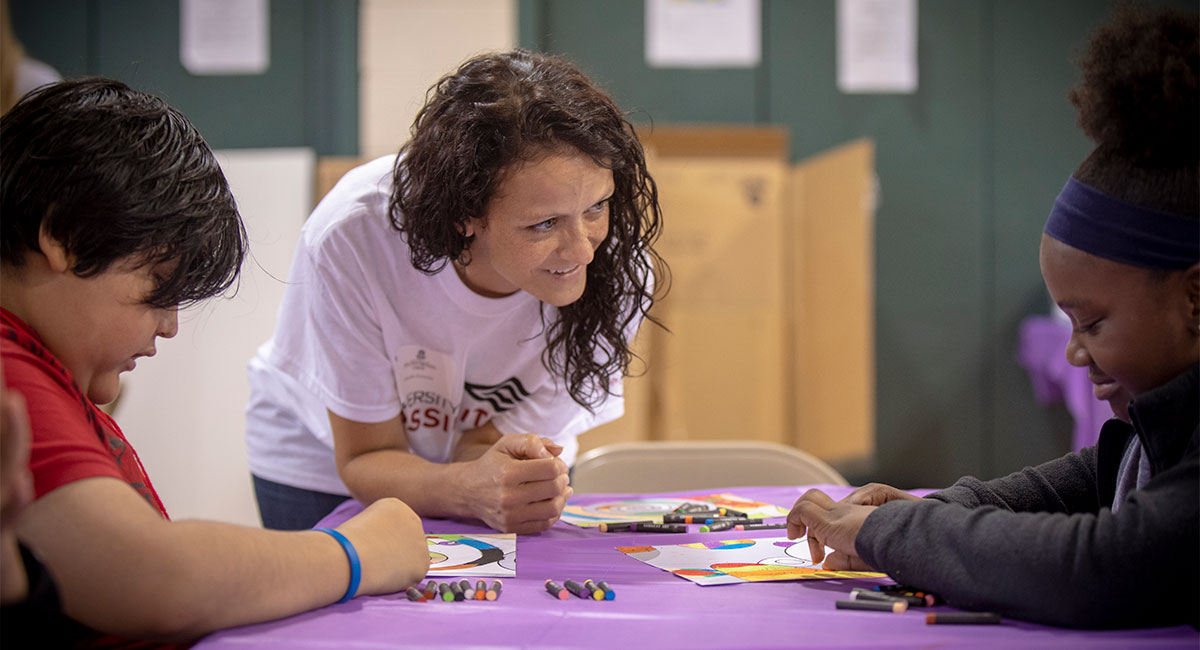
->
[787, 6, 1198, 628]
[245, 50, 665, 534]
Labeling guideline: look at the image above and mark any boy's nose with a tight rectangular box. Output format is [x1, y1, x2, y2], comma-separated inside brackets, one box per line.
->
[159, 308, 179, 339]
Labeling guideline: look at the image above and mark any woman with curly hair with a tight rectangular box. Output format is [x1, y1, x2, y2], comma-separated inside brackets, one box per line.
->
[787, 5, 1198, 629]
[246, 50, 666, 534]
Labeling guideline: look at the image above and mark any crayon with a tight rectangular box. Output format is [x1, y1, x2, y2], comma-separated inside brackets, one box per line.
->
[597, 580, 616, 600]
[438, 582, 455, 602]
[662, 512, 720, 523]
[699, 521, 739, 533]
[675, 503, 713, 513]
[720, 508, 748, 518]
[475, 579, 488, 600]
[733, 523, 789, 531]
[422, 580, 438, 600]
[836, 599, 907, 613]
[448, 581, 465, 601]
[926, 612, 1001, 625]
[874, 584, 938, 606]
[599, 520, 657, 532]
[486, 580, 503, 601]
[851, 588, 926, 607]
[405, 587, 426, 602]
[628, 523, 686, 533]
[564, 579, 590, 599]
[583, 579, 605, 600]
[544, 579, 570, 600]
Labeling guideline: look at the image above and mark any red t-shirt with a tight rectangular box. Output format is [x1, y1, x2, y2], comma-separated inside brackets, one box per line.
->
[2, 308, 181, 650]
[1, 308, 167, 516]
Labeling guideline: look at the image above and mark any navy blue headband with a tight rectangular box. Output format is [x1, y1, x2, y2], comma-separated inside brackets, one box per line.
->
[1044, 176, 1200, 270]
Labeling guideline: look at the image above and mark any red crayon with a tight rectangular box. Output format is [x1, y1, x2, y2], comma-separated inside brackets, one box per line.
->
[544, 579, 570, 600]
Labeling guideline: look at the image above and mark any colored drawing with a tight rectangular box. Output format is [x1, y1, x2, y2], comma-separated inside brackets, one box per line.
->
[618, 536, 885, 585]
[425, 533, 516, 578]
[561, 493, 789, 527]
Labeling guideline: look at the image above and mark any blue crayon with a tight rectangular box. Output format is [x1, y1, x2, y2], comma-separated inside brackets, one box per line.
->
[597, 580, 616, 600]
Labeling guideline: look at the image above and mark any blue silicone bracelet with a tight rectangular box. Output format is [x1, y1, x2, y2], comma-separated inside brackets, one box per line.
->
[315, 527, 361, 604]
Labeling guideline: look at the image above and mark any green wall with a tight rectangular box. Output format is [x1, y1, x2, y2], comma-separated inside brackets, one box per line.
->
[8, 0, 358, 155]
[9, 0, 1192, 487]
[520, 0, 1194, 487]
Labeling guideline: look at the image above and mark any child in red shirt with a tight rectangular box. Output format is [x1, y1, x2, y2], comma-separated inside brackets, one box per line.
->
[0, 78, 430, 649]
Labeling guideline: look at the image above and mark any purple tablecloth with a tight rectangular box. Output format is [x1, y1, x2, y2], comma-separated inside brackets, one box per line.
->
[194, 485, 1197, 649]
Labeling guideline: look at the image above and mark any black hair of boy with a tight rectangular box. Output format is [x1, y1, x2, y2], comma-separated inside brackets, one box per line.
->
[0, 77, 246, 308]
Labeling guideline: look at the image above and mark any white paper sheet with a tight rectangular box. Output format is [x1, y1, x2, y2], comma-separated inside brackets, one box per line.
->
[837, 0, 918, 93]
[180, 0, 270, 76]
[646, 0, 761, 68]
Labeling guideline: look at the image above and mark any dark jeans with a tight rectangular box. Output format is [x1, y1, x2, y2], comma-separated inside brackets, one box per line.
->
[252, 475, 351, 530]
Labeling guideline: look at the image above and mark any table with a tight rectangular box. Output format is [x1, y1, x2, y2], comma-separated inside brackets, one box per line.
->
[194, 485, 1197, 649]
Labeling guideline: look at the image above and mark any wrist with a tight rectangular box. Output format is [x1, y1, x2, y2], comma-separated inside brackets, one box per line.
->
[315, 528, 361, 604]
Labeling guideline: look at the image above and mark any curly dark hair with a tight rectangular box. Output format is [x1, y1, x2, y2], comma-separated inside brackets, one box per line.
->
[1, 77, 246, 308]
[391, 49, 666, 410]
[1069, 4, 1198, 217]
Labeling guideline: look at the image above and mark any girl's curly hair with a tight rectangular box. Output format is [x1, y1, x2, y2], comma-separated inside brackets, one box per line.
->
[390, 49, 667, 410]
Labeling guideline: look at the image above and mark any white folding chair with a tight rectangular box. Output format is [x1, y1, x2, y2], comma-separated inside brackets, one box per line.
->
[572, 440, 849, 493]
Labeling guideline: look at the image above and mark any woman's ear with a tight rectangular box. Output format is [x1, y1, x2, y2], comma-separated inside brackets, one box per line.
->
[36, 223, 71, 274]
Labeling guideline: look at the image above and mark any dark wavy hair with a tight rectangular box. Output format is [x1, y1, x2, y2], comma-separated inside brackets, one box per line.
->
[391, 49, 666, 410]
[1, 77, 246, 308]
[1069, 4, 1198, 218]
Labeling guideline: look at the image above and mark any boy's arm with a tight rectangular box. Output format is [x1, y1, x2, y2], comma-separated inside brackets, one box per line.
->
[16, 477, 428, 642]
[331, 411, 571, 534]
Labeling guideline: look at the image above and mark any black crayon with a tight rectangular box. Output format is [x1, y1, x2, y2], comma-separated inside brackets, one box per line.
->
[544, 579, 569, 600]
[599, 520, 657, 532]
[851, 587, 926, 607]
[486, 580, 503, 601]
[448, 581, 465, 601]
[733, 523, 788, 531]
[596, 580, 616, 600]
[699, 521, 739, 533]
[663, 512, 721, 523]
[582, 579, 604, 600]
[836, 599, 907, 613]
[629, 523, 686, 533]
[926, 612, 1001, 625]
[564, 579, 589, 599]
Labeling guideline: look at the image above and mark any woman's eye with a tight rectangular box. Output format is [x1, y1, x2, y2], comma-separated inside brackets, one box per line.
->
[587, 199, 609, 213]
[531, 218, 556, 231]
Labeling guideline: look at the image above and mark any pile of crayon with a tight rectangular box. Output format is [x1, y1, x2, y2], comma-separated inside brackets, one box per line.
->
[544, 579, 615, 601]
[598, 503, 789, 534]
[406, 579, 502, 602]
[834, 585, 999, 624]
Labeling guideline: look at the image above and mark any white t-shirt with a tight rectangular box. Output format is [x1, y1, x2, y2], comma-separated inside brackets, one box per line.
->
[245, 155, 628, 496]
